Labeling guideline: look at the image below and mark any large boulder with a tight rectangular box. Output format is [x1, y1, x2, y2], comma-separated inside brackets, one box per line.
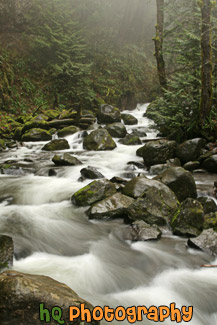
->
[119, 134, 142, 146]
[72, 179, 116, 206]
[80, 166, 104, 179]
[42, 139, 70, 151]
[175, 138, 206, 164]
[0, 270, 97, 325]
[138, 139, 176, 166]
[83, 129, 116, 151]
[21, 119, 49, 134]
[21, 128, 52, 142]
[121, 113, 138, 125]
[106, 123, 127, 138]
[202, 155, 217, 173]
[124, 221, 162, 241]
[87, 193, 134, 219]
[156, 167, 197, 202]
[57, 126, 80, 138]
[123, 177, 179, 225]
[0, 235, 13, 271]
[188, 229, 217, 257]
[97, 104, 121, 124]
[170, 198, 204, 237]
[52, 153, 82, 166]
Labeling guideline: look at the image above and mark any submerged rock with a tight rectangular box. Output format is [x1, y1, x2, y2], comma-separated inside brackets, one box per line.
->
[138, 139, 176, 166]
[170, 198, 204, 237]
[156, 167, 197, 202]
[175, 138, 206, 164]
[42, 139, 70, 151]
[188, 229, 217, 257]
[57, 126, 80, 138]
[72, 179, 116, 206]
[80, 166, 104, 179]
[21, 128, 52, 142]
[0, 270, 97, 325]
[87, 193, 134, 219]
[121, 113, 138, 125]
[106, 122, 127, 138]
[0, 236, 13, 271]
[125, 221, 162, 241]
[97, 104, 121, 124]
[83, 129, 116, 151]
[52, 153, 82, 166]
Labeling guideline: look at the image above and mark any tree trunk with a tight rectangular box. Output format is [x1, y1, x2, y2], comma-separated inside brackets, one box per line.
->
[154, 0, 167, 91]
[199, 0, 213, 126]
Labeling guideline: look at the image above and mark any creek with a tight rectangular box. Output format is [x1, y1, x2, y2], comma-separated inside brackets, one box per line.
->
[0, 104, 217, 324]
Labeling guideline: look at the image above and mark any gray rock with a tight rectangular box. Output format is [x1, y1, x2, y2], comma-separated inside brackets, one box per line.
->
[121, 113, 138, 125]
[42, 139, 70, 151]
[52, 153, 82, 166]
[198, 197, 217, 214]
[87, 193, 134, 219]
[202, 155, 217, 173]
[170, 198, 204, 237]
[119, 134, 142, 145]
[83, 129, 116, 151]
[0, 270, 97, 325]
[80, 166, 104, 179]
[125, 221, 162, 241]
[175, 138, 206, 164]
[131, 129, 147, 137]
[72, 179, 117, 206]
[156, 167, 197, 202]
[188, 229, 217, 256]
[0, 236, 13, 271]
[106, 122, 127, 138]
[183, 161, 200, 171]
[97, 105, 121, 124]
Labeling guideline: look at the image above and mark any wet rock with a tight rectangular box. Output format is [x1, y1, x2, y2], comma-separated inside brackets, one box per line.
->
[197, 197, 217, 214]
[131, 129, 147, 137]
[106, 122, 127, 138]
[87, 193, 134, 219]
[150, 164, 171, 175]
[0, 270, 97, 325]
[183, 161, 200, 171]
[80, 166, 104, 179]
[52, 153, 82, 166]
[202, 155, 217, 173]
[138, 139, 176, 166]
[42, 139, 70, 151]
[119, 134, 142, 146]
[203, 212, 217, 230]
[83, 129, 116, 151]
[72, 179, 116, 206]
[155, 167, 197, 202]
[170, 198, 204, 237]
[21, 120, 49, 134]
[57, 126, 80, 138]
[188, 229, 217, 257]
[166, 158, 181, 166]
[175, 138, 206, 164]
[21, 128, 52, 142]
[0, 235, 13, 271]
[48, 119, 76, 129]
[125, 221, 162, 241]
[127, 161, 144, 169]
[48, 169, 57, 177]
[13, 127, 22, 141]
[97, 104, 121, 124]
[121, 113, 138, 125]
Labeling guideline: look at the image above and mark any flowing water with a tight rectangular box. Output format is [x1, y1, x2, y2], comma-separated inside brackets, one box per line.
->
[0, 104, 217, 324]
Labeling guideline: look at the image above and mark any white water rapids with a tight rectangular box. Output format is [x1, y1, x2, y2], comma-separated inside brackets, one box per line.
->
[0, 104, 217, 324]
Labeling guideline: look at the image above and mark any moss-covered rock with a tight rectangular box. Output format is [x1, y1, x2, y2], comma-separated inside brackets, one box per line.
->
[59, 109, 77, 119]
[52, 153, 82, 166]
[170, 198, 204, 237]
[0, 139, 6, 151]
[0, 270, 97, 325]
[106, 122, 127, 138]
[83, 129, 116, 151]
[121, 113, 138, 125]
[87, 192, 134, 219]
[44, 109, 60, 120]
[57, 126, 80, 138]
[48, 119, 76, 129]
[97, 104, 121, 124]
[0, 235, 13, 271]
[21, 128, 52, 142]
[188, 229, 217, 256]
[119, 134, 142, 145]
[21, 120, 49, 134]
[198, 197, 217, 214]
[175, 138, 206, 164]
[138, 139, 176, 166]
[13, 127, 23, 141]
[72, 179, 117, 206]
[203, 212, 217, 230]
[42, 139, 70, 151]
[156, 167, 197, 202]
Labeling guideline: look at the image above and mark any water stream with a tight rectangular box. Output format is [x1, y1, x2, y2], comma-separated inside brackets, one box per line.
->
[0, 104, 217, 324]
